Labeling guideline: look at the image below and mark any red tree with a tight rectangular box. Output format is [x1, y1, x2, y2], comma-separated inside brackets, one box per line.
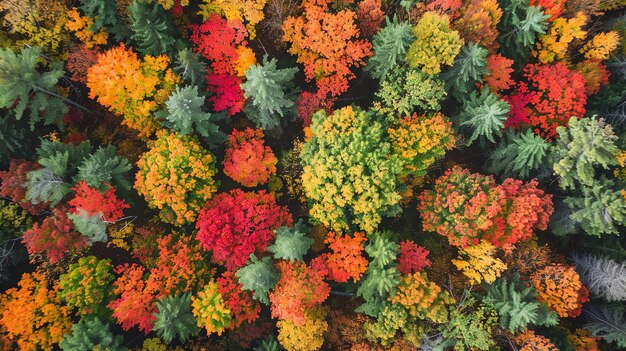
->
[0, 160, 47, 214]
[196, 190, 293, 270]
[205, 72, 245, 116]
[483, 54, 514, 93]
[190, 13, 248, 75]
[224, 128, 277, 187]
[323, 232, 368, 283]
[22, 208, 88, 264]
[356, 0, 384, 37]
[398, 240, 432, 275]
[68, 181, 129, 222]
[216, 271, 261, 329]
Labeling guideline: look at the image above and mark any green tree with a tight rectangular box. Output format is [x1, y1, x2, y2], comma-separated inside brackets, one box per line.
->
[553, 117, 620, 190]
[267, 220, 313, 261]
[75, 145, 132, 192]
[356, 235, 400, 317]
[443, 295, 499, 351]
[374, 67, 447, 116]
[498, 0, 549, 62]
[0, 47, 69, 130]
[481, 275, 558, 333]
[242, 56, 299, 132]
[584, 304, 626, 348]
[59, 256, 115, 319]
[300, 106, 402, 234]
[129, 1, 178, 56]
[59, 317, 126, 351]
[80, 0, 120, 31]
[67, 209, 108, 244]
[489, 130, 549, 178]
[153, 293, 200, 344]
[564, 179, 626, 236]
[442, 43, 489, 101]
[255, 336, 285, 351]
[457, 87, 510, 145]
[236, 255, 279, 305]
[173, 48, 207, 89]
[158, 85, 226, 146]
[367, 17, 414, 80]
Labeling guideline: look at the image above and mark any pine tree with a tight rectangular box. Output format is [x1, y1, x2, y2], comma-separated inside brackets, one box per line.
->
[267, 220, 313, 261]
[236, 255, 279, 305]
[75, 145, 132, 192]
[80, 0, 120, 32]
[457, 87, 510, 145]
[481, 275, 558, 333]
[173, 49, 208, 89]
[442, 43, 489, 101]
[25, 168, 71, 206]
[583, 304, 626, 348]
[0, 113, 32, 168]
[553, 117, 620, 190]
[356, 235, 400, 317]
[255, 336, 285, 351]
[242, 56, 299, 131]
[158, 85, 226, 146]
[572, 253, 626, 302]
[498, 0, 549, 62]
[67, 209, 108, 244]
[59, 317, 126, 351]
[489, 129, 549, 178]
[367, 17, 414, 80]
[153, 293, 200, 344]
[128, 1, 178, 56]
[0, 47, 69, 130]
[564, 179, 626, 236]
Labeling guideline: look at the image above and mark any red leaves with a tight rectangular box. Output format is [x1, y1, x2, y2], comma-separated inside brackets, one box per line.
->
[196, 189, 292, 270]
[190, 13, 248, 75]
[483, 54, 514, 93]
[398, 241, 431, 275]
[206, 73, 245, 116]
[216, 271, 261, 329]
[356, 0, 384, 37]
[505, 63, 587, 139]
[223, 128, 277, 187]
[0, 160, 47, 214]
[68, 181, 129, 222]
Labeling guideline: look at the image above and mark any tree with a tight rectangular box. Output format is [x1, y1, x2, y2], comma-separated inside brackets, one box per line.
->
[572, 253, 626, 302]
[75, 145, 132, 192]
[553, 117, 619, 190]
[223, 128, 278, 187]
[483, 54, 514, 93]
[457, 87, 510, 145]
[531, 264, 588, 318]
[0, 272, 71, 351]
[323, 232, 369, 283]
[86, 44, 179, 137]
[514, 330, 559, 351]
[205, 72, 246, 116]
[22, 207, 88, 264]
[80, 0, 120, 31]
[498, 0, 549, 62]
[356, 235, 400, 317]
[129, 1, 178, 56]
[356, 0, 384, 37]
[65, 8, 108, 48]
[534, 13, 587, 64]
[374, 67, 447, 116]
[135, 131, 218, 225]
[443, 296, 498, 351]
[59, 317, 126, 351]
[0, 160, 48, 214]
[583, 304, 626, 348]
[216, 271, 261, 329]
[196, 189, 292, 270]
[269, 260, 330, 325]
[397, 240, 431, 275]
[242, 56, 299, 131]
[276, 306, 328, 351]
[153, 293, 200, 344]
[480, 275, 558, 332]
[158, 85, 226, 145]
[0, 47, 68, 130]
[564, 179, 626, 236]
[405, 12, 464, 74]
[529, 0, 565, 19]
[418, 166, 553, 248]
[173, 48, 207, 88]
[442, 43, 490, 101]
[489, 129, 549, 178]
[300, 106, 402, 234]
[504, 63, 588, 139]
[452, 240, 507, 284]
[192, 281, 232, 336]
[267, 220, 313, 261]
[68, 181, 129, 223]
[453, 0, 502, 51]
[581, 31, 621, 60]
[236, 255, 279, 305]
[0, 0, 69, 52]
[389, 272, 453, 323]
[59, 256, 115, 319]
[282, 0, 372, 98]
[197, 0, 268, 39]
[568, 329, 601, 351]
[367, 18, 414, 80]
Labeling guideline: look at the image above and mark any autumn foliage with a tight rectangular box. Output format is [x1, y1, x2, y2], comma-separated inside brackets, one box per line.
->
[530, 264, 589, 318]
[224, 128, 277, 187]
[0, 160, 48, 214]
[68, 181, 129, 222]
[216, 271, 261, 329]
[397, 240, 431, 275]
[323, 232, 369, 283]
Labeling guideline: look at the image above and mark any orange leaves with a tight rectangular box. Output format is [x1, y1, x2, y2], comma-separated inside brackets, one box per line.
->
[530, 264, 588, 318]
[0, 272, 71, 351]
[68, 181, 129, 222]
[483, 54, 514, 93]
[389, 272, 453, 323]
[282, 0, 372, 98]
[224, 128, 277, 187]
[454, 0, 502, 51]
[534, 12, 587, 64]
[514, 330, 559, 351]
[323, 232, 368, 283]
[581, 31, 621, 60]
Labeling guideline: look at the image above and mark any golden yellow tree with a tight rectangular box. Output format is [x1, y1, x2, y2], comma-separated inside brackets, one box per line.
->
[452, 240, 507, 284]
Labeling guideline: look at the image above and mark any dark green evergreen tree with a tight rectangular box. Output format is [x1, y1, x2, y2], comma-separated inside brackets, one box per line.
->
[59, 317, 126, 351]
[153, 293, 200, 344]
[129, 1, 178, 56]
[267, 220, 313, 261]
[367, 17, 414, 80]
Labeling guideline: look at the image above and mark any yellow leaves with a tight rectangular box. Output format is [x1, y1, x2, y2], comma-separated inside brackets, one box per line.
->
[65, 8, 108, 48]
[234, 45, 256, 77]
[581, 31, 621, 60]
[192, 281, 231, 336]
[198, 0, 268, 38]
[452, 240, 506, 284]
[390, 272, 454, 323]
[535, 12, 587, 64]
[406, 12, 464, 74]
[277, 306, 328, 351]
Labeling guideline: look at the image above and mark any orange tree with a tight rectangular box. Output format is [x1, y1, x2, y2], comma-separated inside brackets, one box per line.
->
[134, 130, 218, 226]
[530, 264, 589, 318]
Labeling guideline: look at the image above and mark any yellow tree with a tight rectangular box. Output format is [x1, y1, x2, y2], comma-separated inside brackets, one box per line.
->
[452, 240, 507, 284]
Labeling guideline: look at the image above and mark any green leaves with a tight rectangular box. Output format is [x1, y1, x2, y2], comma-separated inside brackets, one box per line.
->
[458, 88, 510, 145]
[174, 49, 208, 88]
[498, 0, 549, 62]
[584, 304, 626, 348]
[67, 209, 107, 244]
[76, 146, 132, 192]
[129, 1, 178, 56]
[0, 47, 68, 130]
[159, 85, 226, 146]
[242, 55, 299, 131]
[442, 43, 489, 101]
[267, 220, 313, 261]
[153, 293, 200, 344]
[564, 178, 626, 236]
[489, 129, 549, 178]
[368, 17, 414, 80]
[60, 317, 126, 351]
[375, 66, 446, 116]
[236, 255, 279, 305]
[25, 168, 71, 206]
[356, 235, 400, 317]
[481, 275, 558, 333]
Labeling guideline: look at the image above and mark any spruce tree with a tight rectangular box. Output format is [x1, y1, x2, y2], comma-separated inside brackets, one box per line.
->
[129, 1, 178, 56]
[174, 48, 207, 89]
[75, 145, 132, 192]
[442, 43, 489, 101]
[267, 220, 313, 261]
[153, 293, 200, 344]
[564, 178, 626, 236]
[367, 17, 414, 80]
[457, 87, 510, 145]
[489, 129, 549, 178]
[498, 0, 549, 62]
[59, 317, 126, 351]
[236, 255, 279, 305]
